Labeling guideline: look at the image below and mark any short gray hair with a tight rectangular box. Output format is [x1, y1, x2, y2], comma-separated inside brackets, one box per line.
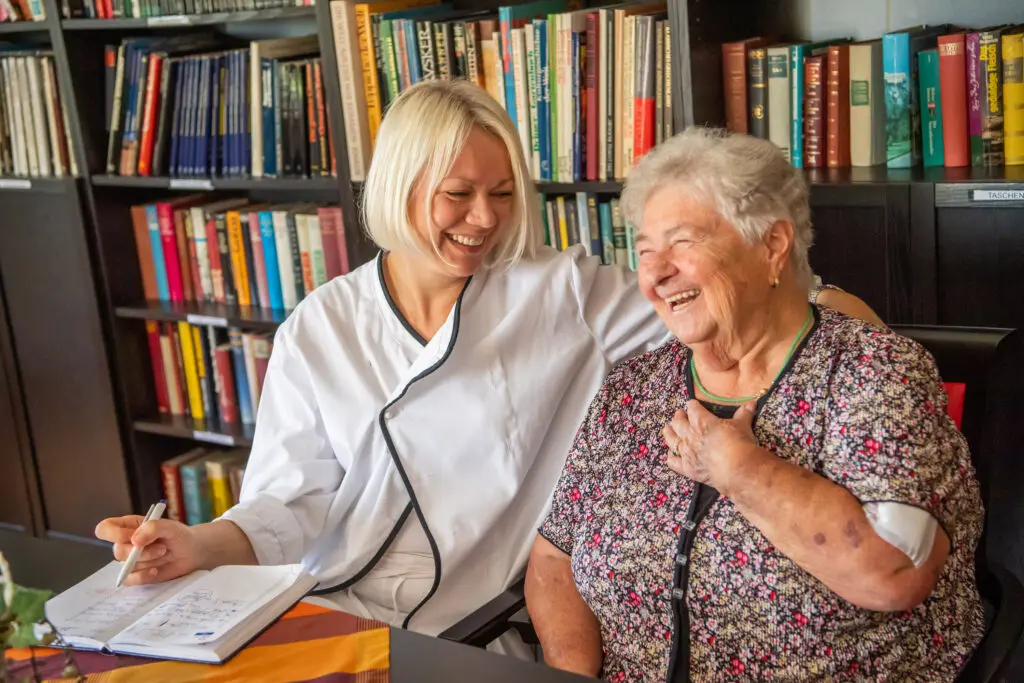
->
[620, 127, 814, 288]
[362, 80, 539, 269]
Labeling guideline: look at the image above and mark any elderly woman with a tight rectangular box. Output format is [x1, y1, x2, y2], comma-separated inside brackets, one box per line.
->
[525, 128, 984, 681]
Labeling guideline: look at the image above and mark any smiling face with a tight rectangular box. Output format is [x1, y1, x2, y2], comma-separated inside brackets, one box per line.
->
[636, 186, 776, 347]
[407, 125, 516, 280]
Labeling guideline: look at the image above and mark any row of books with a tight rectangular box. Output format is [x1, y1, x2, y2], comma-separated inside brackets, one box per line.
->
[540, 192, 636, 268]
[332, 0, 674, 183]
[724, 24, 1024, 169]
[1, 0, 44, 21]
[130, 197, 350, 310]
[63, 0, 310, 20]
[0, 50, 79, 178]
[160, 446, 248, 525]
[147, 319, 271, 425]
[103, 34, 335, 179]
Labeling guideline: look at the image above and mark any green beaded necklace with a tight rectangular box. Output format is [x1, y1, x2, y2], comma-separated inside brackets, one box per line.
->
[690, 306, 814, 405]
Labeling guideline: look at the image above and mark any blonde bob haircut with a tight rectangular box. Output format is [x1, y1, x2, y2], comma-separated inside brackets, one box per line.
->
[362, 79, 540, 269]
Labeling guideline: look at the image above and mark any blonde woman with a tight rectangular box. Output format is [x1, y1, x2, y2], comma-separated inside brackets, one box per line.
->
[94, 81, 879, 645]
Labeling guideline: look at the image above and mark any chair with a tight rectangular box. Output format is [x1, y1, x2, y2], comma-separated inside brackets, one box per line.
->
[441, 326, 1024, 681]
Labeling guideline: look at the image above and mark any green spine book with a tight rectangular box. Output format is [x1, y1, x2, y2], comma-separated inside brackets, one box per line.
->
[918, 49, 945, 167]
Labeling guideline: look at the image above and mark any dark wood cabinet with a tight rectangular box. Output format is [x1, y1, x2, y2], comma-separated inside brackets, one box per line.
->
[808, 183, 914, 325]
[0, 278, 37, 533]
[0, 181, 132, 540]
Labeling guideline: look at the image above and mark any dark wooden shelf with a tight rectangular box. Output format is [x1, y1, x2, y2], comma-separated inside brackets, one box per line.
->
[115, 301, 290, 331]
[0, 176, 78, 193]
[134, 415, 254, 448]
[62, 6, 315, 30]
[535, 180, 624, 193]
[0, 19, 51, 33]
[91, 174, 340, 193]
[803, 165, 1024, 186]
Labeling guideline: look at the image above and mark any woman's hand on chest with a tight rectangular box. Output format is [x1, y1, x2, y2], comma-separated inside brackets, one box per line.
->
[661, 400, 769, 496]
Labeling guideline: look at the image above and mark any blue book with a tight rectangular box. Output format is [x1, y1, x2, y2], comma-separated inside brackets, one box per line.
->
[598, 201, 614, 265]
[404, 19, 423, 84]
[240, 51, 251, 178]
[196, 55, 211, 178]
[536, 19, 551, 181]
[168, 57, 187, 176]
[181, 57, 198, 176]
[229, 329, 254, 425]
[261, 57, 278, 177]
[180, 458, 213, 525]
[208, 55, 222, 177]
[259, 211, 284, 310]
[883, 25, 950, 168]
[145, 204, 170, 302]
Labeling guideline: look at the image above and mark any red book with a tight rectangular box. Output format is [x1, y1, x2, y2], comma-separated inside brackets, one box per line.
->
[247, 211, 271, 309]
[938, 33, 969, 167]
[328, 206, 350, 274]
[214, 345, 238, 424]
[826, 45, 850, 168]
[158, 203, 185, 302]
[205, 216, 224, 304]
[585, 12, 599, 180]
[721, 37, 767, 134]
[633, 15, 657, 163]
[137, 54, 163, 176]
[173, 209, 193, 303]
[802, 54, 826, 168]
[318, 207, 343, 280]
[146, 320, 169, 414]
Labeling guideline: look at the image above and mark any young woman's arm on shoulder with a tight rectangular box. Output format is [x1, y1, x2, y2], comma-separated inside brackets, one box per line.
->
[567, 248, 672, 363]
[816, 287, 886, 327]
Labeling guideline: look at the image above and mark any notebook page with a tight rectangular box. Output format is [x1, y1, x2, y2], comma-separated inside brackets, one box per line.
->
[110, 565, 306, 648]
[45, 561, 202, 646]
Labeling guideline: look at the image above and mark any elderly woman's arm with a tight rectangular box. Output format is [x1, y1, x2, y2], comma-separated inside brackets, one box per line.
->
[719, 436, 949, 611]
[525, 537, 603, 677]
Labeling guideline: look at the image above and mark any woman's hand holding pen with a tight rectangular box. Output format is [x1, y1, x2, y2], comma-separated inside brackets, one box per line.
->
[95, 515, 203, 586]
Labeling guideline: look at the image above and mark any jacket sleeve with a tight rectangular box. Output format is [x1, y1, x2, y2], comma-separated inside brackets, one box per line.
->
[218, 324, 342, 567]
[567, 246, 673, 365]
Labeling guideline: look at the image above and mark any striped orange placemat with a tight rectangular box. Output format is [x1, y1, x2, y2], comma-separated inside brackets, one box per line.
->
[7, 603, 389, 682]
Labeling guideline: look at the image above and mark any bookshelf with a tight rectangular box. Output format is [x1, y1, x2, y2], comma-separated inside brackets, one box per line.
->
[0, 0, 1021, 543]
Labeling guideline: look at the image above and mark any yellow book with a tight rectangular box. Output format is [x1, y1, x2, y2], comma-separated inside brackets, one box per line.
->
[556, 195, 568, 250]
[206, 450, 247, 518]
[176, 322, 205, 421]
[225, 210, 251, 306]
[1003, 31, 1024, 166]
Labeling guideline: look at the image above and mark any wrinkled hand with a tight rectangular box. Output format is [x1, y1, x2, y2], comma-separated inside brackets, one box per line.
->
[661, 400, 763, 495]
[94, 515, 205, 586]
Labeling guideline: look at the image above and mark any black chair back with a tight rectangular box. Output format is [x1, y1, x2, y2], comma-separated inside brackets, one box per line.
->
[893, 325, 1024, 682]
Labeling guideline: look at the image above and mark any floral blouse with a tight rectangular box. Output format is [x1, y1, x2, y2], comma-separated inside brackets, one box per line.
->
[539, 306, 984, 682]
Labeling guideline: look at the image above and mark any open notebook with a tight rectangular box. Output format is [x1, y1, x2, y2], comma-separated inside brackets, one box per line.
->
[45, 561, 318, 664]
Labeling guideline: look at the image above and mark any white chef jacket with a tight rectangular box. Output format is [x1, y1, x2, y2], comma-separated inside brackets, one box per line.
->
[220, 244, 670, 635]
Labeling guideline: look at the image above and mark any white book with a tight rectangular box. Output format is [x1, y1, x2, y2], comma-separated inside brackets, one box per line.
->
[46, 561, 317, 664]
[272, 210, 298, 310]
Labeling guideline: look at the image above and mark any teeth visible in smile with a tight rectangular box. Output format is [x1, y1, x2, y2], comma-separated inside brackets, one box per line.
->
[448, 234, 484, 246]
[665, 289, 701, 306]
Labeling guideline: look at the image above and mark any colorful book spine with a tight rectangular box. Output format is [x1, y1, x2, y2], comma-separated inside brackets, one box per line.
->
[826, 44, 850, 168]
[883, 32, 914, 167]
[979, 29, 1005, 167]
[747, 46, 768, 140]
[1004, 32, 1024, 166]
[145, 204, 170, 303]
[938, 34, 969, 167]
[918, 49, 945, 168]
[767, 45, 791, 162]
[966, 32, 985, 166]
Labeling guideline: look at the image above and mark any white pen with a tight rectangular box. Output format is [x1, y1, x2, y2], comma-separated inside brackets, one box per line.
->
[115, 500, 167, 589]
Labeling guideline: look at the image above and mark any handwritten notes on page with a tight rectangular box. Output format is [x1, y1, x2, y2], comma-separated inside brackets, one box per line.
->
[45, 562, 200, 646]
[114, 565, 305, 647]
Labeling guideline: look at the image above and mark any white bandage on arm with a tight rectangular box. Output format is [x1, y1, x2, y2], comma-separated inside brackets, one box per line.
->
[862, 502, 939, 568]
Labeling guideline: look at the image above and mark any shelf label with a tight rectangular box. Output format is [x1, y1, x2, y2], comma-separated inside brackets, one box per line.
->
[193, 430, 235, 447]
[0, 178, 31, 190]
[147, 14, 191, 25]
[186, 314, 227, 327]
[972, 189, 1024, 202]
[169, 178, 213, 190]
